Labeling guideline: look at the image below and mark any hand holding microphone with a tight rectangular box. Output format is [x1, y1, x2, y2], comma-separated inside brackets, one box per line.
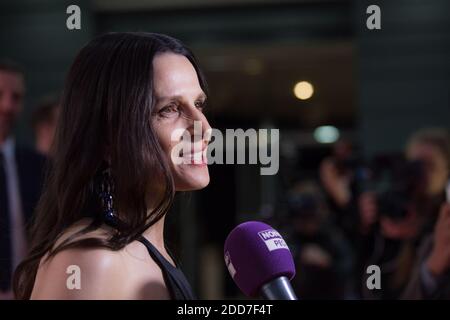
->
[224, 221, 297, 300]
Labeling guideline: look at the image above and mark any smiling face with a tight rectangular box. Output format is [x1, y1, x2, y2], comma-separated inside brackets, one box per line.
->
[151, 52, 211, 191]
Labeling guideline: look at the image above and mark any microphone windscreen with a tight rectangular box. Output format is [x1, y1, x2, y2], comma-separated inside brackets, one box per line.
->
[224, 221, 295, 297]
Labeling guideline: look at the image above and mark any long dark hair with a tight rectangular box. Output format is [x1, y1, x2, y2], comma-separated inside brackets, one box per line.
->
[13, 32, 208, 299]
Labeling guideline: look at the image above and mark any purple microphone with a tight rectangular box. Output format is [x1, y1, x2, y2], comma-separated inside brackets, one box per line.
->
[224, 221, 297, 300]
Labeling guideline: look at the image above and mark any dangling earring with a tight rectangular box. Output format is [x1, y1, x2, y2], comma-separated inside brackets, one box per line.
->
[98, 167, 118, 227]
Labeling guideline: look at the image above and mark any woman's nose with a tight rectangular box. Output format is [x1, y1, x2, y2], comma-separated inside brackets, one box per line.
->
[186, 108, 211, 138]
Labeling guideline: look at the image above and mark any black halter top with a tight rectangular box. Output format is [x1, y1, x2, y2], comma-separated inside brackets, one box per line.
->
[137, 236, 196, 300]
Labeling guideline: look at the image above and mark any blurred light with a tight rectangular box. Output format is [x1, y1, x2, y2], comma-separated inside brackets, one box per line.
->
[293, 81, 314, 100]
[243, 58, 263, 75]
[314, 126, 339, 144]
[206, 56, 232, 72]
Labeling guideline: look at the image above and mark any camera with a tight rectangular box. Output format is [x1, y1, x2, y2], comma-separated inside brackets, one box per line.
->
[357, 154, 427, 220]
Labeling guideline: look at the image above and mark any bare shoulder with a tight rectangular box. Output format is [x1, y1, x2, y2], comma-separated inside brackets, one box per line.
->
[31, 219, 170, 299]
[31, 245, 125, 299]
[31, 219, 127, 299]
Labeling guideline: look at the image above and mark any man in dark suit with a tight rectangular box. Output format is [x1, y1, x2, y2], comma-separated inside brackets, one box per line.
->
[0, 60, 45, 299]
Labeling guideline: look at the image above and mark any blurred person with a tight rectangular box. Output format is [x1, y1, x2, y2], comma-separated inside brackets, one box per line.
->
[402, 203, 450, 299]
[319, 139, 360, 238]
[30, 96, 60, 157]
[286, 181, 355, 299]
[401, 129, 450, 299]
[14, 33, 211, 300]
[359, 128, 450, 299]
[360, 128, 450, 238]
[405, 128, 449, 228]
[320, 139, 354, 211]
[0, 60, 45, 299]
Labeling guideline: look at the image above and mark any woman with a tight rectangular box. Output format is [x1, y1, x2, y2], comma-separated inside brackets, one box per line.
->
[13, 32, 211, 299]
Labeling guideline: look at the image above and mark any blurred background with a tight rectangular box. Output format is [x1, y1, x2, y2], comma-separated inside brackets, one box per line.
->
[1, 0, 449, 299]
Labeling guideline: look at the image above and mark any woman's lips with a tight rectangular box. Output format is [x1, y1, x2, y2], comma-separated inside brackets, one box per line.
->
[181, 151, 208, 165]
[179, 142, 208, 165]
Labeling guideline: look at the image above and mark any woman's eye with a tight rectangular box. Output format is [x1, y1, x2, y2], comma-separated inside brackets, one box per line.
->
[159, 104, 179, 117]
[195, 100, 206, 112]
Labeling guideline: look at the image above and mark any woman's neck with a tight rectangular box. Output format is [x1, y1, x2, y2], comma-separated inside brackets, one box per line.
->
[142, 211, 166, 251]
[141, 212, 177, 267]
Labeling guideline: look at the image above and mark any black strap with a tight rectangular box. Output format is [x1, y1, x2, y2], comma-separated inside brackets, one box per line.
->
[0, 151, 12, 290]
[137, 236, 195, 300]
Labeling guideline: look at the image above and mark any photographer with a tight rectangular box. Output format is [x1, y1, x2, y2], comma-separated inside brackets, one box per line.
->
[359, 128, 450, 299]
[319, 140, 360, 240]
[286, 182, 355, 299]
[401, 128, 450, 299]
[402, 203, 450, 299]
